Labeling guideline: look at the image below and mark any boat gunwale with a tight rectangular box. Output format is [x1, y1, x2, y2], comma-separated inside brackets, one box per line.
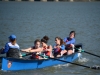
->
[1, 52, 80, 62]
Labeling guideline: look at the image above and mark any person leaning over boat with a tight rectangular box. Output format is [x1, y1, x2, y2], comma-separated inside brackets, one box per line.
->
[41, 36, 54, 58]
[61, 31, 76, 55]
[53, 37, 65, 57]
[21, 39, 42, 59]
[22, 36, 53, 59]
[0, 35, 21, 58]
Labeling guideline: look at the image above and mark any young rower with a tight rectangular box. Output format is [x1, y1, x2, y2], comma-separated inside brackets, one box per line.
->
[21, 39, 42, 59]
[0, 35, 20, 58]
[61, 31, 76, 55]
[53, 37, 65, 57]
[41, 36, 53, 58]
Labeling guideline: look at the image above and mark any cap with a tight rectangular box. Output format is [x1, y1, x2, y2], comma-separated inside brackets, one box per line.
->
[9, 35, 16, 40]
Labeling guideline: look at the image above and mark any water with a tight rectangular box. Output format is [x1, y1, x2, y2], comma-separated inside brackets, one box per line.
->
[0, 1, 100, 75]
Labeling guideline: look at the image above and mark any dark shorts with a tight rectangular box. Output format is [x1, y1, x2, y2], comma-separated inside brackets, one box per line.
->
[54, 52, 61, 57]
[65, 44, 73, 51]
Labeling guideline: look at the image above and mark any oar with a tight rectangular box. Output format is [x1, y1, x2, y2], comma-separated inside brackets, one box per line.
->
[75, 48, 100, 58]
[38, 54, 100, 70]
[22, 53, 32, 57]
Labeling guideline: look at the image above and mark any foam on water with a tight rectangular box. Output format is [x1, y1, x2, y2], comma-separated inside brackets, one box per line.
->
[53, 63, 70, 69]
[53, 59, 89, 69]
[78, 56, 89, 63]
[53, 53, 88, 68]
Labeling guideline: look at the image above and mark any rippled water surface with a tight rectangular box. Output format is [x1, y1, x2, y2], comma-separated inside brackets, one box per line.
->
[0, 2, 100, 75]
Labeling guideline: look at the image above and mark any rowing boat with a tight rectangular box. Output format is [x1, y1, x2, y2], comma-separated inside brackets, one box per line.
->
[1, 44, 82, 71]
[1, 52, 81, 71]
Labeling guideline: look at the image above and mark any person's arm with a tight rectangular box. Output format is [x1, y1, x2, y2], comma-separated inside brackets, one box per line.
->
[29, 48, 43, 53]
[60, 45, 65, 50]
[63, 38, 70, 45]
[66, 38, 75, 45]
[70, 38, 75, 44]
[66, 41, 71, 44]
[1, 43, 9, 54]
[21, 47, 32, 52]
[63, 38, 67, 43]
[46, 45, 52, 51]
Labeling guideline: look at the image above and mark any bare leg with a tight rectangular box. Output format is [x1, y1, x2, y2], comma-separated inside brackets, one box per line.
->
[50, 51, 54, 58]
[57, 54, 61, 57]
[61, 50, 67, 56]
[71, 44, 75, 53]
[67, 50, 73, 55]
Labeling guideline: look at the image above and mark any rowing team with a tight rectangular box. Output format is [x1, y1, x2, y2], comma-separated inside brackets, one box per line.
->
[0, 31, 75, 59]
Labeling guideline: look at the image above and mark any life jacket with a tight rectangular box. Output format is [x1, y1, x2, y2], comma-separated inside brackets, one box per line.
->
[7, 42, 20, 58]
[65, 37, 72, 48]
[66, 37, 72, 42]
[43, 46, 50, 56]
[31, 46, 39, 59]
[54, 46, 61, 54]
[66, 44, 72, 48]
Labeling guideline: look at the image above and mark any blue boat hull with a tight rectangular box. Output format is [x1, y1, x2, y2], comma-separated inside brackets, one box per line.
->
[1, 53, 81, 71]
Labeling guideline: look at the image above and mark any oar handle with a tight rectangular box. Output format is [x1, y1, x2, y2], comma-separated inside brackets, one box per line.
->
[21, 53, 49, 58]
[75, 48, 84, 52]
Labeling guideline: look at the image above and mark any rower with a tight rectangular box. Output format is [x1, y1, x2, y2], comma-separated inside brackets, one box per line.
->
[53, 37, 65, 57]
[21, 39, 42, 59]
[61, 31, 76, 55]
[0, 35, 20, 58]
[41, 36, 54, 58]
